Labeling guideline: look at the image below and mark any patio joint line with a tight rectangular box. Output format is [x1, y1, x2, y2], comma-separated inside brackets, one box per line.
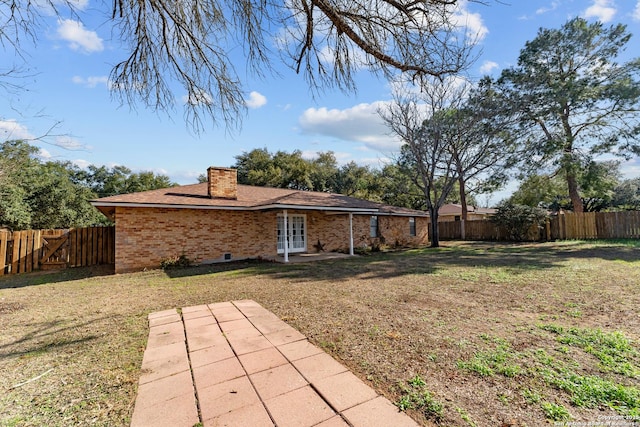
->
[181, 308, 204, 426]
[236, 301, 353, 427]
[221, 301, 278, 426]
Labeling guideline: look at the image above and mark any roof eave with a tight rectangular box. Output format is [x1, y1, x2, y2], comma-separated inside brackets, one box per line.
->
[89, 201, 385, 214]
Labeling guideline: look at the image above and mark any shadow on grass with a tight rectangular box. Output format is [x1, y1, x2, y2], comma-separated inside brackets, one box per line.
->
[0, 315, 110, 360]
[0, 265, 115, 290]
[1, 240, 637, 287]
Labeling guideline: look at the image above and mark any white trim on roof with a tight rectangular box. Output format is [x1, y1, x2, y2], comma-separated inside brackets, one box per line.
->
[89, 201, 392, 214]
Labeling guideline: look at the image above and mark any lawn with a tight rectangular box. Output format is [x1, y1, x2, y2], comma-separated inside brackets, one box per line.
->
[1, 240, 639, 426]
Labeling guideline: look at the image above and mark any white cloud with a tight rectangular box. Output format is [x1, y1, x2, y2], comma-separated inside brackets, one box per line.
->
[57, 19, 104, 53]
[72, 159, 92, 168]
[38, 148, 53, 159]
[182, 88, 213, 106]
[0, 119, 34, 141]
[246, 91, 267, 109]
[298, 102, 401, 152]
[583, 0, 617, 22]
[633, 1, 640, 21]
[55, 136, 88, 151]
[72, 75, 109, 88]
[451, 1, 489, 42]
[620, 158, 640, 179]
[536, 1, 560, 15]
[479, 60, 499, 74]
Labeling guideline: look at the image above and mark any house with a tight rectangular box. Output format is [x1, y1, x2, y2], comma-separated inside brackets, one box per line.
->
[91, 167, 429, 273]
[438, 203, 496, 222]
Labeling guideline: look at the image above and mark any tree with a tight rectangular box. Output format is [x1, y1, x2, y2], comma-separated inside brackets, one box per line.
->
[0, 140, 176, 229]
[309, 152, 339, 193]
[27, 162, 105, 229]
[74, 165, 176, 197]
[381, 77, 516, 246]
[612, 177, 640, 210]
[381, 79, 460, 247]
[496, 17, 640, 213]
[233, 148, 313, 189]
[0, 141, 43, 229]
[334, 162, 381, 200]
[3, 0, 476, 130]
[0, 141, 106, 229]
[378, 164, 426, 210]
[510, 160, 621, 212]
[491, 201, 547, 242]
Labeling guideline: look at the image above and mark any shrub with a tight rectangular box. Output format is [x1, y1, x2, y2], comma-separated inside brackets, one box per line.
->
[160, 254, 193, 270]
[491, 201, 547, 241]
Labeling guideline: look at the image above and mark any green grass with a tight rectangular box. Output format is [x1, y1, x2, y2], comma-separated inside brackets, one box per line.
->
[540, 324, 639, 377]
[396, 375, 444, 421]
[457, 336, 522, 378]
[541, 401, 572, 421]
[1, 240, 639, 426]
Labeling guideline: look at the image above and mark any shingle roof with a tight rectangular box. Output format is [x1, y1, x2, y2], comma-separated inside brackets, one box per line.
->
[91, 183, 427, 218]
[438, 203, 496, 215]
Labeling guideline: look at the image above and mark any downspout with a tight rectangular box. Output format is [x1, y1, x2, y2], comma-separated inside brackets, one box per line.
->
[283, 209, 289, 263]
[349, 213, 354, 256]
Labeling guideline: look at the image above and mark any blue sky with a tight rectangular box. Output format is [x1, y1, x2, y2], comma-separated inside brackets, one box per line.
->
[1, 0, 640, 204]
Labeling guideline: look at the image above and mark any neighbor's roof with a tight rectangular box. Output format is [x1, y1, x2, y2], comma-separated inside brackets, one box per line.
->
[90, 183, 428, 219]
[438, 203, 496, 216]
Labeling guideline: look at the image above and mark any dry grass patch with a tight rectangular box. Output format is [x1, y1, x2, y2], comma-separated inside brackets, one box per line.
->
[1, 241, 639, 426]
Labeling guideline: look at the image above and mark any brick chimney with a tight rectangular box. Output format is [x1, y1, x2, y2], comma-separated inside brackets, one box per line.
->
[207, 167, 238, 199]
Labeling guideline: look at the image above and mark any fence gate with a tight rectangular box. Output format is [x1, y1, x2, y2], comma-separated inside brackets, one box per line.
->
[40, 230, 70, 270]
[0, 226, 115, 276]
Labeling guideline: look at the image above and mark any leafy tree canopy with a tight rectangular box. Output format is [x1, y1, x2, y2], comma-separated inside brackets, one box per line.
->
[0, 141, 176, 230]
[496, 17, 640, 213]
[510, 160, 621, 212]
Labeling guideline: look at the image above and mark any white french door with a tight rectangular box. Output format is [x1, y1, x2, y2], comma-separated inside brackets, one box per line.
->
[277, 214, 307, 254]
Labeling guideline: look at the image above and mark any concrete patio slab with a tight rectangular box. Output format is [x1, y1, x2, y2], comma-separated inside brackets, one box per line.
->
[130, 300, 419, 427]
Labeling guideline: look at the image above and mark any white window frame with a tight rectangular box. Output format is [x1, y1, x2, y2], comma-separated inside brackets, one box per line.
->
[370, 215, 378, 238]
[277, 213, 307, 254]
[409, 217, 416, 237]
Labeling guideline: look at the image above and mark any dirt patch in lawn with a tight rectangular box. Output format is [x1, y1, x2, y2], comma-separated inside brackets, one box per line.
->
[1, 241, 639, 426]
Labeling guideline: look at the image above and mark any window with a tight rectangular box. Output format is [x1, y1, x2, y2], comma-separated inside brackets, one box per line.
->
[409, 217, 416, 237]
[277, 214, 307, 253]
[370, 216, 378, 237]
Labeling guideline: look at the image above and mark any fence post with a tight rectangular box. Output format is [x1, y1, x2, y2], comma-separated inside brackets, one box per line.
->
[0, 231, 8, 275]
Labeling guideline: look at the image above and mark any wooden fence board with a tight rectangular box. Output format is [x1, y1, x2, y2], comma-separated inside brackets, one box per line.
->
[0, 231, 8, 275]
[82, 227, 88, 267]
[69, 229, 76, 267]
[11, 231, 21, 274]
[107, 226, 114, 264]
[97, 227, 103, 265]
[1, 226, 115, 276]
[440, 211, 640, 242]
[91, 227, 98, 266]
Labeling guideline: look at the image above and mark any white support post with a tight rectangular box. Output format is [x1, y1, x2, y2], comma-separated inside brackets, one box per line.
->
[283, 209, 289, 263]
[349, 213, 354, 256]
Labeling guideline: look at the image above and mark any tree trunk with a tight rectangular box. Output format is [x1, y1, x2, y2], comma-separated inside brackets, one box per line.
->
[458, 175, 468, 221]
[458, 175, 467, 240]
[430, 208, 440, 248]
[566, 172, 583, 213]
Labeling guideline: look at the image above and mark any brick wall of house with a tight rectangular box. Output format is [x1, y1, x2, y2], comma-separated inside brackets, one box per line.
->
[114, 207, 429, 273]
[114, 207, 276, 273]
[285, 212, 429, 253]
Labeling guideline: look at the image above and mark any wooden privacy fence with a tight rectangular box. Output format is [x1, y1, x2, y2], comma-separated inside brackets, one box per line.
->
[438, 211, 640, 241]
[0, 226, 115, 276]
[550, 211, 640, 240]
